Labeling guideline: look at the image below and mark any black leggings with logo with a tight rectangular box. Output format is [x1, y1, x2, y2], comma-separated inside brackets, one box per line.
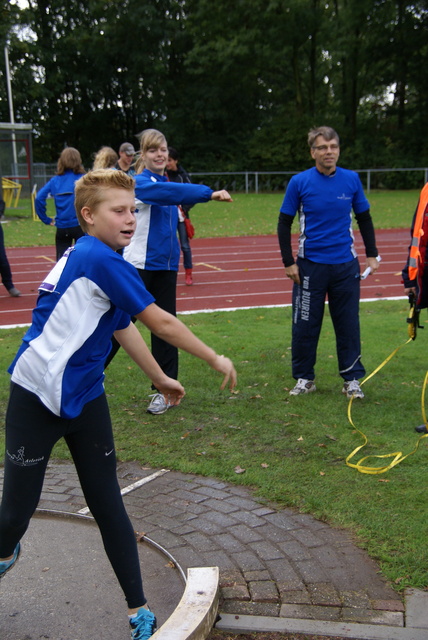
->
[0, 383, 145, 609]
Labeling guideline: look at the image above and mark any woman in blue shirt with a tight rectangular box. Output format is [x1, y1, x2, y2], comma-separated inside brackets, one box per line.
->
[35, 147, 85, 260]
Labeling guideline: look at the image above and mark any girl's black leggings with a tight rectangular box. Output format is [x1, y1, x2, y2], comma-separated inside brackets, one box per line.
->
[0, 383, 146, 609]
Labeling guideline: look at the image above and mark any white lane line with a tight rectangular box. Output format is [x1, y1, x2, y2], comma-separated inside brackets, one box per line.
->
[77, 468, 170, 515]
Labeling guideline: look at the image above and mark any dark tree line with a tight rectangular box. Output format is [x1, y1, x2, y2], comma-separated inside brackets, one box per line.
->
[1, 0, 427, 176]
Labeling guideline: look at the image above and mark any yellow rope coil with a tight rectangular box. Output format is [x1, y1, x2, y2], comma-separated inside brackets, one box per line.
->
[346, 338, 428, 474]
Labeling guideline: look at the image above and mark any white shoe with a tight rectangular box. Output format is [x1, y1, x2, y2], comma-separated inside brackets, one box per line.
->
[146, 393, 171, 415]
[342, 380, 364, 399]
[289, 378, 316, 396]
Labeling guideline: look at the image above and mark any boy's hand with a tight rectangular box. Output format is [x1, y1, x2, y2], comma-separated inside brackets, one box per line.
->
[211, 190, 233, 202]
[212, 355, 237, 391]
[154, 378, 185, 407]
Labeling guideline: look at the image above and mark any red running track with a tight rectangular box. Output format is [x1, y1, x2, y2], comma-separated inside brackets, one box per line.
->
[0, 229, 410, 327]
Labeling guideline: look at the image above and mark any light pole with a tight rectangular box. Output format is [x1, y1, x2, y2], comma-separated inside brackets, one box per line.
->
[4, 44, 18, 175]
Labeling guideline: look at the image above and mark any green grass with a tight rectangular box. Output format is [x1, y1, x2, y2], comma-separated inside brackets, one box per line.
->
[1, 190, 427, 592]
[1, 301, 427, 590]
[3, 189, 420, 246]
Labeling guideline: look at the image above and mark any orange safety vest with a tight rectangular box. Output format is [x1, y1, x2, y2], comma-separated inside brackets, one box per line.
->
[408, 182, 428, 282]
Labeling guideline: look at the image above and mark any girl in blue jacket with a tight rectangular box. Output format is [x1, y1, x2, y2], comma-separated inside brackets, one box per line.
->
[35, 147, 85, 260]
[120, 128, 232, 415]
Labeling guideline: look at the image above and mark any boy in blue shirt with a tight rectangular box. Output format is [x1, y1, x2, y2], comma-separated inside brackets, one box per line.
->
[0, 169, 236, 639]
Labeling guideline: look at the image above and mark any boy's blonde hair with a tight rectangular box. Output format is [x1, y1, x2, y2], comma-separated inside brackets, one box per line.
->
[135, 128, 167, 174]
[74, 169, 135, 232]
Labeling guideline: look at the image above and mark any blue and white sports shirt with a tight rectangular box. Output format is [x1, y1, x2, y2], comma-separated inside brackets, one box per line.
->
[9, 236, 155, 419]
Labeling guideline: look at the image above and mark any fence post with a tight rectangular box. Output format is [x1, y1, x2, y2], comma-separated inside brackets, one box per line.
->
[255, 172, 259, 194]
[367, 170, 371, 194]
[245, 172, 249, 194]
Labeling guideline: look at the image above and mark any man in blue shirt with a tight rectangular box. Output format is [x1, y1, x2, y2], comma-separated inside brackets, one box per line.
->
[277, 126, 379, 398]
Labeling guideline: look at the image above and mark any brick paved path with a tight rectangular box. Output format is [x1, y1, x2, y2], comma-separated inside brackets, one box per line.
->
[0, 460, 404, 629]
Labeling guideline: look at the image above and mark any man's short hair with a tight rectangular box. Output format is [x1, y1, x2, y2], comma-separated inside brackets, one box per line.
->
[308, 126, 340, 148]
[75, 169, 135, 232]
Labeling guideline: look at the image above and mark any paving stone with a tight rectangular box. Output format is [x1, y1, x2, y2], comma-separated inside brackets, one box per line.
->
[372, 598, 405, 612]
[183, 531, 217, 552]
[201, 510, 238, 528]
[287, 528, 325, 548]
[200, 549, 238, 570]
[167, 488, 208, 503]
[248, 580, 279, 603]
[213, 533, 247, 553]
[265, 558, 302, 584]
[193, 486, 232, 500]
[219, 569, 246, 587]
[227, 524, 264, 543]
[248, 540, 284, 561]
[143, 512, 182, 530]
[225, 496, 264, 511]
[231, 550, 266, 572]
[279, 588, 312, 604]
[294, 558, 329, 583]
[228, 510, 266, 528]
[257, 524, 294, 544]
[193, 477, 229, 490]
[221, 584, 251, 601]
[243, 569, 271, 582]
[191, 517, 224, 535]
[263, 511, 301, 531]
[148, 529, 186, 549]
[252, 506, 277, 517]
[309, 545, 346, 569]
[169, 523, 196, 536]
[279, 539, 312, 561]
[341, 589, 371, 608]
[164, 545, 205, 569]
[203, 498, 240, 514]
[306, 582, 341, 607]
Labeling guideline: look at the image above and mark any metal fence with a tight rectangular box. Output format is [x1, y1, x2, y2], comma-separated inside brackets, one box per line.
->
[7, 164, 428, 198]
[189, 168, 428, 194]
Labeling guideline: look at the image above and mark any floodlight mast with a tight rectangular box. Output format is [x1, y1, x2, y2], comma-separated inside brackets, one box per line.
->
[4, 44, 18, 174]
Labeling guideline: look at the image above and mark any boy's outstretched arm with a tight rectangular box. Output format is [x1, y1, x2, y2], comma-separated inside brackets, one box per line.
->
[136, 304, 237, 391]
[114, 322, 185, 405]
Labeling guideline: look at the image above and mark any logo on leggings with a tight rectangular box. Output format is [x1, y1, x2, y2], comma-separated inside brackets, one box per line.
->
[6, 446, 45, 467]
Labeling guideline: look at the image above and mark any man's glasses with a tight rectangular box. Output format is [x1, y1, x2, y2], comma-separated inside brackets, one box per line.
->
[312, 144, 339, 151]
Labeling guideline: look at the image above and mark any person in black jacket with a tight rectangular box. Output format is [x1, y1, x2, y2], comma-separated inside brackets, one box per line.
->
[166, 147, 194, 285]
[0, 173, 20, 297]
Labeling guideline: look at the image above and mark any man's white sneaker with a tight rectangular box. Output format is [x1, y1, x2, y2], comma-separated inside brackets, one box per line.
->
[289, 378, 316, 396]
[146, 393, 171, 415]
[342, 379, 364, 399]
